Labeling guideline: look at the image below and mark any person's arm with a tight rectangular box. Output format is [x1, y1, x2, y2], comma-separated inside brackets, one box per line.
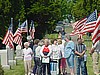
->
[89, 47, 95, 55]
[40, 46, 45, 57]
[80, 44, 86, 57]
[75, 51, 81, 56]
[74, 44, 81, 56]
[47, 46, 52, 57]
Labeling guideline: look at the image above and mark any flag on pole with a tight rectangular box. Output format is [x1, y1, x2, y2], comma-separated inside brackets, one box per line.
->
[2, 24, 14, 48]
[29, 20, 35, 39]
[75, 18, 87, 31]
[92, 14, 100, 45]
[13, 20, 22, 46]
[82, 10, 97, 33]
[20, 20, 28, 33]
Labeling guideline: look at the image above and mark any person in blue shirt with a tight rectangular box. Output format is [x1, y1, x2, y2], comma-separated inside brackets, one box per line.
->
[64, 35, 75, 75]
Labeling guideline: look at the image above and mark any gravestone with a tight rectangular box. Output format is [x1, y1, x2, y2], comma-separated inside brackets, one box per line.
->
[6, 46, 16, 67]
[15, 45, 23, 60]
[0, 49, 10, 69]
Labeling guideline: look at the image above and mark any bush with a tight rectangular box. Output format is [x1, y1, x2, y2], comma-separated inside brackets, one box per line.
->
[0, 65, 4, 75]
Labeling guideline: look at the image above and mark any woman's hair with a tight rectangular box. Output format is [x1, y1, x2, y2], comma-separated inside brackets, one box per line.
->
[34, 39, 40, 45]
[24, 42, 29, 46]
[38, 40, 44, 46]
[65, 34, 71, 40]
[51, 39, 57, 44]
[57, 39, 62, 45]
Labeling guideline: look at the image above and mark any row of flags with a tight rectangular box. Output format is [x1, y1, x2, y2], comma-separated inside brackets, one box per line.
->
[2, 19, 35, 48]
[71, 9, 100, 45]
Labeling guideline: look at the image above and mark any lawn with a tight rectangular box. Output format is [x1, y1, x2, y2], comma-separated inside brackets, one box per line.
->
[4, 60, 24, 75]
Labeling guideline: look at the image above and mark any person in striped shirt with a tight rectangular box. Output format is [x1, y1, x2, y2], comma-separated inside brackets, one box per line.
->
[75, 38, 87, 75]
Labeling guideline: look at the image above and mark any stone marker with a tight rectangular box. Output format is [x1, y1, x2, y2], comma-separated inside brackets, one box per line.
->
[15, 45, 23, 60]
[0, 49, 10, 69]
[6, 45, 16, 67]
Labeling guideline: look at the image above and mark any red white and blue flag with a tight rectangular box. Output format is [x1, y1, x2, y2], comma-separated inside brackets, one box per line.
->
[81, 10, 97, 33]
[2, 24, 14, 48]
[92, 14, 100, 45]
[20, 20, 28, 33]
[29, 20, 35, 39]
[13, 22, 22, 46]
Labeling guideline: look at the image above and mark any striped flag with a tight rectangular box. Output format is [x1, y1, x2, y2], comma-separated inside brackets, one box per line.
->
[92, 14, 100, 45]
[2, 24, 14, 48]
[13, 21, 22, 46]
[20, 20, 28, 33]
[75, 18, 87, 31]
[82, 10, 97, 33]
[29, 20, 35, 39]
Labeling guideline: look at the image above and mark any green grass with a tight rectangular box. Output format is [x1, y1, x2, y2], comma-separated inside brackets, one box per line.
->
[4, 60, 24, 75]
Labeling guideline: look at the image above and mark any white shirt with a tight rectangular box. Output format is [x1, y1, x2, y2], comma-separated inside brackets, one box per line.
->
[51, 44, 61, 59]
[58, 44, 64, 58]
[35, 46, 42, 58]
[22, 48, 33, 61]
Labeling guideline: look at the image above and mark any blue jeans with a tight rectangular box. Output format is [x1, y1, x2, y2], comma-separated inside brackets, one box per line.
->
[67, 54, 74, 68]
[76, 57, 86, 75]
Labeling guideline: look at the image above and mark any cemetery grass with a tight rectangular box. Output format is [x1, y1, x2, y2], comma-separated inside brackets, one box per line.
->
[4, 60, 24, 75]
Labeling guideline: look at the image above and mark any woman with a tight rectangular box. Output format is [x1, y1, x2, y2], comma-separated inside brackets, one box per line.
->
[40, 39, 52, 75]
[57, 39, 67, 75]
[22, 42, 33, 75]
[64, 35, 75, 75]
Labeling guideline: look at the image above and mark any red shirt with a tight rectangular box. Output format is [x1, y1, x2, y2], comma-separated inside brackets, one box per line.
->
[43, 46, 50, 52]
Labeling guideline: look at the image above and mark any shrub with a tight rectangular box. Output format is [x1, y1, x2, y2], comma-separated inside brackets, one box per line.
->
[0, 65, 4, 75]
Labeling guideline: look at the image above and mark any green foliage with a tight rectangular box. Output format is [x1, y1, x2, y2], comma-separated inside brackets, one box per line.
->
[0, 65, 4, 75]
[0, 0, 100, 39]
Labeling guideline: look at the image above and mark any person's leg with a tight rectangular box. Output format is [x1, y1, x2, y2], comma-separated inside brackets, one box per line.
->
[92, 52, 99, 74]
[47, 63, 51, 75]
[67, 55, 75, 75]
[84, 61, 88, 75]
[27, 60, 32, 75]
[24, 61, 28, 75]
[33, 57, 37, 74]
[37, 58, 42, 75]
[42, 63, 46, 75]
[81, 58, 86, 75]
[76, 57, 81, 75]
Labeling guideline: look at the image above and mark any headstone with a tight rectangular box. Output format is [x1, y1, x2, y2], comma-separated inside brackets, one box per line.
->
[0, 49, 10, 69]
[15, 45, 23, 60]
[6, 45, 16, 67]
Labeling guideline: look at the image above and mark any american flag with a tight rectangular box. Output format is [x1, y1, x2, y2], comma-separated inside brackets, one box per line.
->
[2, 24, 14, 48]
[20, 20, 28, 33]
[82, 10, 97, 33]
[75, 18, 87, 31]
[92, 14, 100, 45]
[29, 20, 35, 39]
[13, 24, 22, 46]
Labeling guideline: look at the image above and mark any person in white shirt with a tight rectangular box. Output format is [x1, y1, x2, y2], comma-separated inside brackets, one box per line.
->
[22, 42, 33, 75]
[40, 39, 52, 75]
[34, 40, 44, 75]
[57, 39, 67, 75]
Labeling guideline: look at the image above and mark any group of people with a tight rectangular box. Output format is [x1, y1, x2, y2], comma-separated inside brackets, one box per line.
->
[22, 34, 100, 75]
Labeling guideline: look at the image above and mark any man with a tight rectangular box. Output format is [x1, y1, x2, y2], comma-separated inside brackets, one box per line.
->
[75, 38, 87, 75]
[90, 41, 100, 75]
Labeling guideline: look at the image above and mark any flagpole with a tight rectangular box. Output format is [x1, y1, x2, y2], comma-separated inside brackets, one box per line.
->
[18, 19, 20, 26]
[11, 18, 13, 33]
[26, 20, 28, 36]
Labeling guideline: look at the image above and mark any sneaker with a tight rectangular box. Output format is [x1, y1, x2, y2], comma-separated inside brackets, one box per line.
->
[28, 72, 31, 75]
[30, 73, 34, 75]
